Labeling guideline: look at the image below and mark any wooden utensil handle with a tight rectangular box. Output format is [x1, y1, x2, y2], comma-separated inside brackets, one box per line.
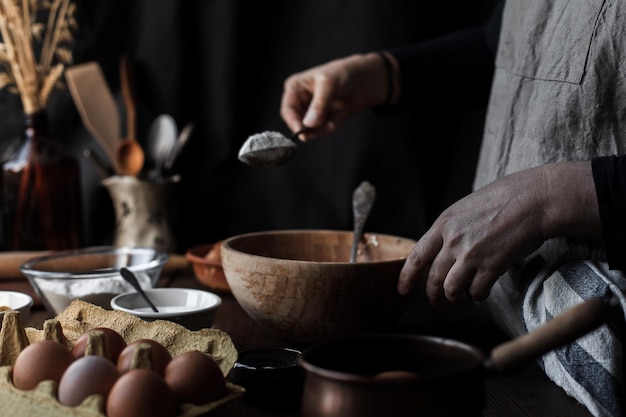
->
[488, 297, 611, 374]
[120, 55, 136, 140]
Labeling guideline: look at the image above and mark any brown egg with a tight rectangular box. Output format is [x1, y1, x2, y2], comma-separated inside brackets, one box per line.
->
[12, 340, 75, 390]
[164, 350, 227, 404]
[117, 339, 172, 375]
[106, 369, 176, 417]
[58, 355, 120, 406]
[71, 327, 127, 362]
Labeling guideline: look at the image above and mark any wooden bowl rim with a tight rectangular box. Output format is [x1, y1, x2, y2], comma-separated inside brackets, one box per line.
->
[221, 229, 416, 265]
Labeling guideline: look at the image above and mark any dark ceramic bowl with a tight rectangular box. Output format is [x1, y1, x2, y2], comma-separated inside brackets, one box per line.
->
[228, 347, 304, 412]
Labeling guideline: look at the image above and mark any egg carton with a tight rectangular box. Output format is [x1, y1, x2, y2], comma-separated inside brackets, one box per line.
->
[0, 299, 244, 417]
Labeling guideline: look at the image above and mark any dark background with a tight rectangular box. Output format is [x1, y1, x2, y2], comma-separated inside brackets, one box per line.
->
[0, 0, 496, 252]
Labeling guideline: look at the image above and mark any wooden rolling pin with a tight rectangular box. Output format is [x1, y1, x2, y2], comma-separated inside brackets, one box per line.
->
[0, 251, 190, 280]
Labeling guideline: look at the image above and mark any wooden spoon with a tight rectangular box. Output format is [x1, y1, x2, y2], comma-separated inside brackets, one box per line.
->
[117, 55, 144, 176]
[65, 62, 121, 174]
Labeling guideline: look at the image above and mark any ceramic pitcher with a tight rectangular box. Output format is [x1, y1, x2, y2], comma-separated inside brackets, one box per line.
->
[102, 175, 179, 252]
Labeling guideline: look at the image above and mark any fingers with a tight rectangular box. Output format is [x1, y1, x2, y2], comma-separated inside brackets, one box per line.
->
[280, 76, 312, 133]
[398, 233, 442, 296]
[302, 73, 335, 127]
[440, 262, 475, 304]
[399, 234, 495, 307]
[280, 71, 337, 139]
[436, 265, 495, 306]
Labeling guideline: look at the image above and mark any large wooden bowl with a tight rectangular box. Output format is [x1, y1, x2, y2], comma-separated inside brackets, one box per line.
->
[220, 230, 416, 343]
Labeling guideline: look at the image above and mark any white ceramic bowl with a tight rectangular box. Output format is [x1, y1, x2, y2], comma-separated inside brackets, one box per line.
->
[0, 291, 34, 326]
[110, 288, 222, 330]
[20, 246, 168, 315]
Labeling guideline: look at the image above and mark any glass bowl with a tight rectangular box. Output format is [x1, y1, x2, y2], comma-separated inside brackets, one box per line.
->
[20, 246, 168, 315]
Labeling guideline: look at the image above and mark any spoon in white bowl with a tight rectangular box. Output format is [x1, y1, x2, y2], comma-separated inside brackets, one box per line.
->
[350, 181, 376, 263]
[120, 267, 159, 312]
[238, 127, 311, 167]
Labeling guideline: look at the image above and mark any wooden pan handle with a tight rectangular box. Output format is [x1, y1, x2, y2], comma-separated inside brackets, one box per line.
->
[488, 297, 611, 374]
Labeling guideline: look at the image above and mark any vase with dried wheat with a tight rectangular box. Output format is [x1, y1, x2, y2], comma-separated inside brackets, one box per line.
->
[0, 0, 82, 250]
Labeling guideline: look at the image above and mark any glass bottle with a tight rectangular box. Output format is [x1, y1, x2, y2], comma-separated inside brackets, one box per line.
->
[1, 111, 83, 250]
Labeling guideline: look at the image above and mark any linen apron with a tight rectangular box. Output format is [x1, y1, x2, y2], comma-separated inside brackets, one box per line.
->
[476, 1, 626, 416]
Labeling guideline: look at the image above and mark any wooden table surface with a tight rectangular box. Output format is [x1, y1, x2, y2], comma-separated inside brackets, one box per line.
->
[25, 272, 593, 417]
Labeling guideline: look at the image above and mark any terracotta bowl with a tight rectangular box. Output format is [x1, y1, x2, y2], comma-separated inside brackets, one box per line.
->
[220, 230, 416, 343]
[186, 243, 230, 292]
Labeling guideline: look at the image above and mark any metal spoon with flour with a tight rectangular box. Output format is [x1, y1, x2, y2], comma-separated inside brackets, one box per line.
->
[350, 181, 376, 263]
[238, 128, 311, 167]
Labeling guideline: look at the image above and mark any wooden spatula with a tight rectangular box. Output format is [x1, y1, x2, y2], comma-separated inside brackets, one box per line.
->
[65, 62, 121, 174]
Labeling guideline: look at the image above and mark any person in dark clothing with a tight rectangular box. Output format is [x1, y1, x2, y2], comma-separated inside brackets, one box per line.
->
[280, 1, 626, 416]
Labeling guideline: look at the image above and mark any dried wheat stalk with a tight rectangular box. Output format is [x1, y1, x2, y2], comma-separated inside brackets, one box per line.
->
[0, 0, 77, 114]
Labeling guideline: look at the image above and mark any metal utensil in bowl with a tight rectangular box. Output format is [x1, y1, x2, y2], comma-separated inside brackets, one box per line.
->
[120, 267, 159, 312]
[350, 181, 376, 262]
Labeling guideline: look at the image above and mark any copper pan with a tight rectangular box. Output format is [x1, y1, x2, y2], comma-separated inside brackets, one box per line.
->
[299, 297, 611, 417]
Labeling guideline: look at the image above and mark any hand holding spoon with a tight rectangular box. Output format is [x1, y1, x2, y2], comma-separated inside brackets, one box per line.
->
[238, 127, 311, 167]
[120, 267, 159, 312]
[350, 181, 376, 263]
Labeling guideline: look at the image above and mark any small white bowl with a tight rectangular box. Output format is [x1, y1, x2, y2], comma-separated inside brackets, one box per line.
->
[0, 291, 34, 326]
[110, 288, 222, 330]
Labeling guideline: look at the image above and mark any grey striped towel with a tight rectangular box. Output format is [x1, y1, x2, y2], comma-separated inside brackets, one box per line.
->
[485, 257, 626, 417]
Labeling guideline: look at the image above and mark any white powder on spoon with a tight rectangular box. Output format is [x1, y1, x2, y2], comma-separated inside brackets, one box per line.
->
[238, 131, 297, 167]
